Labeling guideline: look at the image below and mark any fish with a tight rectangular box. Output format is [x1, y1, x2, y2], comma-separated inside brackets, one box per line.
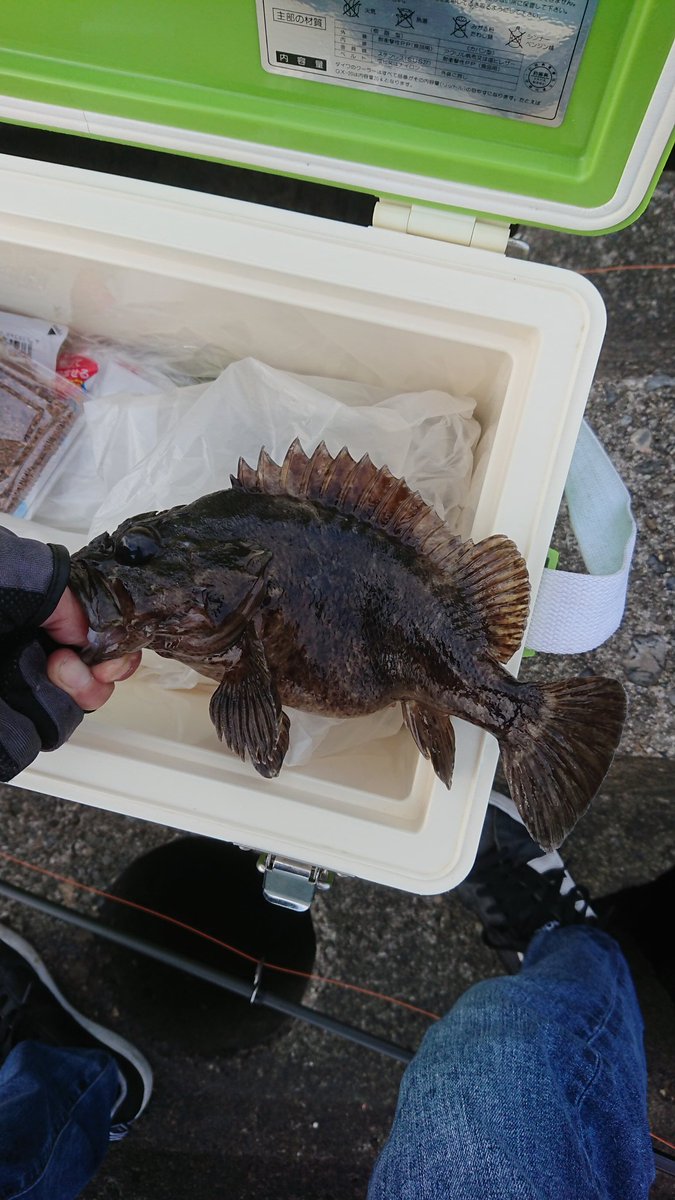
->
[68, 439, 627, 852]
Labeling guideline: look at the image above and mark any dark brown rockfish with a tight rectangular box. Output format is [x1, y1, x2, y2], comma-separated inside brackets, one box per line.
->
[69, 440, 626, 851]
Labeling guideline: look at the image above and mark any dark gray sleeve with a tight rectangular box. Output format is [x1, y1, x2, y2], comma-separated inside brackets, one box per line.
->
[0, 636, 84, 782]
[0, 525, 71, 633]
[0, 527, 82, 781]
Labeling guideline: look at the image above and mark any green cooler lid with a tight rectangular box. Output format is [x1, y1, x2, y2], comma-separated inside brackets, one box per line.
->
[0, 0, 673, 232]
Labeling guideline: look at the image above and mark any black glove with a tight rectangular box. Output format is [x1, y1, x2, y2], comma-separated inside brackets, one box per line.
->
[0, 526, 83, 782]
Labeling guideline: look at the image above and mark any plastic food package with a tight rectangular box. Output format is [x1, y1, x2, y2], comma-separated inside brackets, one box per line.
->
[86, 356, 481, 766]
[0, 346, 84, 517]
[56, 332, 230, 397]
[0, 312, 68, 371]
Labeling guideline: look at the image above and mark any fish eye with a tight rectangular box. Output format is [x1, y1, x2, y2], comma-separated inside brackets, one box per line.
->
[114, 527, 160, 565]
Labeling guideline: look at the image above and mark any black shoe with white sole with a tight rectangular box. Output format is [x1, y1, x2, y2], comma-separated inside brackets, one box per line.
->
[0, 922, 152, 1127]
[456, 791, 597, 973]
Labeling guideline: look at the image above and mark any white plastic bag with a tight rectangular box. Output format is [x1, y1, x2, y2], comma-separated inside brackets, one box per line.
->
[88, 357, 480, 766]
[91, 357, 478, 533]
[34, 330, 229, 531]
[34, 383, 210, 533]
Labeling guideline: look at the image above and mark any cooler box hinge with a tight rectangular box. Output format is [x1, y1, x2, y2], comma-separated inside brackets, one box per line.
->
[373, 200, 510, 253]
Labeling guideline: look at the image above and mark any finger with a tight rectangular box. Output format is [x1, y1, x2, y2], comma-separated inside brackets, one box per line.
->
[47, 648, 115, 712]
[41, 588, 89, 647]
[91, 652, 142, 684]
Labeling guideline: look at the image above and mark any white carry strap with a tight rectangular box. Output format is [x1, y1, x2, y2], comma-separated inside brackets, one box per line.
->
[527, 420, 637, 655]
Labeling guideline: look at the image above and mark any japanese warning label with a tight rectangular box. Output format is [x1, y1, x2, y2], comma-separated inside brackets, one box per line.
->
[256, 0, 598, 124]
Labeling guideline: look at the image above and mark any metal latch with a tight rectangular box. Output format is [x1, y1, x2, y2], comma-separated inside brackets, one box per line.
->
[373, 200, 510, 253]
[256, 853, 334, 912]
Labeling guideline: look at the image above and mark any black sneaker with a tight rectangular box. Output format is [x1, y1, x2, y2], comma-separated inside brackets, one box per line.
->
[0, 922, 152, 1129]
[456, 791, 597, 973]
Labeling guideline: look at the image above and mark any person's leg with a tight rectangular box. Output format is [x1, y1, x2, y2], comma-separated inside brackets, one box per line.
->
[0, 922, 152, 1200]
[367, 925, 654, 1200]
[368, 792, 655, 1200]
[0, 1041, 120, 1200]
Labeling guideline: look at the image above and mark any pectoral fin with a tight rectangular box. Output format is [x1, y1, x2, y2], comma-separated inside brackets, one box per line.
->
[209, 632, 290, 778]
[402, 700, 455, 787]
[195, 540, 271, 637]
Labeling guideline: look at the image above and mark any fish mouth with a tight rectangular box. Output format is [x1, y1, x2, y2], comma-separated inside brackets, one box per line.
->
[68, 559, 141, 663]
[69, 559, 121, 619]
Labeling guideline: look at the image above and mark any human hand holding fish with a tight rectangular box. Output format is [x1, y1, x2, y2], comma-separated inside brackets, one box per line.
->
[68, 440, 627, 855]
[0, 524, 141, 783]
[42, 588, 141, 707]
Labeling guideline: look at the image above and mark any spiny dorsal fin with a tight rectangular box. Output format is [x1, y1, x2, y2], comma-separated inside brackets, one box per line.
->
[233, 439, 453, 552]
[234, 440, 530, 662]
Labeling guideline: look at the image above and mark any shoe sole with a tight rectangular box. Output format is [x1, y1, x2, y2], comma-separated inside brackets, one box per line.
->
[0, 922, 153, 1119]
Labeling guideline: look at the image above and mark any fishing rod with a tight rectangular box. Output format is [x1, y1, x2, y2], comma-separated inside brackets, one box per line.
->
[0, 876, 413, 1064]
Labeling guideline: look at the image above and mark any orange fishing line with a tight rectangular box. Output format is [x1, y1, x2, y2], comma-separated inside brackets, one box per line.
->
[650, 1132, 675, 1153]
[576, 263, 675, 275]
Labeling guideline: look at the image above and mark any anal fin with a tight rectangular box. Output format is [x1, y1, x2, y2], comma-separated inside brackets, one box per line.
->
[209, 632, 289, 778]
[402, 700, 456, 787]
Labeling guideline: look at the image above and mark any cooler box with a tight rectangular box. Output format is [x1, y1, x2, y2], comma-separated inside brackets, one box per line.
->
[0, 1, 673, 898]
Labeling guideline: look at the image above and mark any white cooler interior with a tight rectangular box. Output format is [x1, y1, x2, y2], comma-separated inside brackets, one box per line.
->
[0, 158, 606, 892]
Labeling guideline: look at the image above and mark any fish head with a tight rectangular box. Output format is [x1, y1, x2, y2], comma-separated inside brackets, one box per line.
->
[69, 504, 271, 663]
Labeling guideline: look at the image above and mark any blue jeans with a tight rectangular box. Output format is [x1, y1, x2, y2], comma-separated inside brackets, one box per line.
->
[0, 928, 653, 1200]
[0, 1042, 120, 1199]
[368, 926, 655, 1200]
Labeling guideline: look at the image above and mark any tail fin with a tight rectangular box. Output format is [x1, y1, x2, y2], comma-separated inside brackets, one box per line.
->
[499, 677, 627, 852]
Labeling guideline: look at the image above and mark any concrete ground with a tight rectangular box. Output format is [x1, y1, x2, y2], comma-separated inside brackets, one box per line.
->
[0, 131, 673, 1198]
